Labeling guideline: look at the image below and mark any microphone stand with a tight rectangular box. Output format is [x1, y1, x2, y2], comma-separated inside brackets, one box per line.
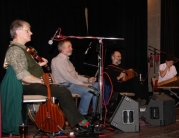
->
[76, 89, 101, 137]
[83, 41, 104, 122]
[98, 39, 104, 121]
[148, 45, 179, 62]
[69, 38, 124, 120]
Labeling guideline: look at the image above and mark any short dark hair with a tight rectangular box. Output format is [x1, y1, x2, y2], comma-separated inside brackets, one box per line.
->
[111, 51, 120, 57]
[166, 54, 175, 61]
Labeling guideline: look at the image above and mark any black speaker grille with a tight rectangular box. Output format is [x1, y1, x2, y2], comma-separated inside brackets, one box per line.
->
[150, 107, 159, 119]
[122, 110, 134, 124]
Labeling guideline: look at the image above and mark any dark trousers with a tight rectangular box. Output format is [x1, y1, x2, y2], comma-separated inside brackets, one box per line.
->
[23, 83, 84, 127]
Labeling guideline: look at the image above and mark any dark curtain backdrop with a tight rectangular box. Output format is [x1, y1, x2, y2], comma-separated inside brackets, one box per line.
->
[0, 0, 147, 82]
[161, 0, 179, 71]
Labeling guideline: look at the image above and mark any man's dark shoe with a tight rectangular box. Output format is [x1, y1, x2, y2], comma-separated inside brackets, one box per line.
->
[74, 125, 88, 133]
[83, 115, 89, 120]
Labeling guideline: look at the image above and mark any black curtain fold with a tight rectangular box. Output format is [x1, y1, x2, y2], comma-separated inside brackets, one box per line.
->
[0, 0, 147, 82]
[87, 0, 147, 76]
[161, 0, 179, 71]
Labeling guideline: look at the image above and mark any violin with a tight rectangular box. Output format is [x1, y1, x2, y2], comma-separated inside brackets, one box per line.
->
[26, 46, 50, 72]
[35, 73, 65, 132]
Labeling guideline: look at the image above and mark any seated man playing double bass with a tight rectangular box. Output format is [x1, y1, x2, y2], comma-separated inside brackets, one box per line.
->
[105, 51, 149, 105]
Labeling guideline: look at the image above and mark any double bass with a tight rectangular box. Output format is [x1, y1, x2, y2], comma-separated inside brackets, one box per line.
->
[35, 73, 65, 132]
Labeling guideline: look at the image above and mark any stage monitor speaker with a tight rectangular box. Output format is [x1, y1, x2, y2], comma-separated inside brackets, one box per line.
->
[110, 96, 139, 132]
[142, 94, 175, 126]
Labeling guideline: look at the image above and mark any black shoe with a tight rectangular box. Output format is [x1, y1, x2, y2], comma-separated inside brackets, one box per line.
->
[83, 115, 89, 120]
[75, 125, 88, 133]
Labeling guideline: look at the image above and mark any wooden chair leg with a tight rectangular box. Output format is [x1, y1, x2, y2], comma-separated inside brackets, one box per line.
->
[71, 94, 81, 107]
[75, 95, 78, 107]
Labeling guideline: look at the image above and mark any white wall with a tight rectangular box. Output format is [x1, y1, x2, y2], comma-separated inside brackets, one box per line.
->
[147, 0, 161, 92]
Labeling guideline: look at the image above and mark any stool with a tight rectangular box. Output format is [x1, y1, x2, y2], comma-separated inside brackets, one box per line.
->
[23, 95, 47, 103]
[120, 92, 135, 97]
[71, 94, 81, 107]
[23, 95, 48, 123]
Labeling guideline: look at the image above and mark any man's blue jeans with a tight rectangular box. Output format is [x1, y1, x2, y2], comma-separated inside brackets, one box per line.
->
[62, 82, 98, 115]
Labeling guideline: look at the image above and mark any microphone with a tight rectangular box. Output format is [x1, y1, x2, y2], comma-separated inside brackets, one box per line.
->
[48, 40, 53, 45]
[48, 29, 59, 45]
[84, 42, 92, 54]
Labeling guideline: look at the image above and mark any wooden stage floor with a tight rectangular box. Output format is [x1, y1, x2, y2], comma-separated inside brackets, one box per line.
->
[2, 106, 179, 138]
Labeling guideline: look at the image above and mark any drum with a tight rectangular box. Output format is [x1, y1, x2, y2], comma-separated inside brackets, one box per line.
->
[28, 103, 42, 123]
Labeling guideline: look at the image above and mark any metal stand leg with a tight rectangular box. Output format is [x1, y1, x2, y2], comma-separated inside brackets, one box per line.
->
[75, 89, 105, 137]
[169, 89, 179, 107]
[34, 115, 65, 138]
